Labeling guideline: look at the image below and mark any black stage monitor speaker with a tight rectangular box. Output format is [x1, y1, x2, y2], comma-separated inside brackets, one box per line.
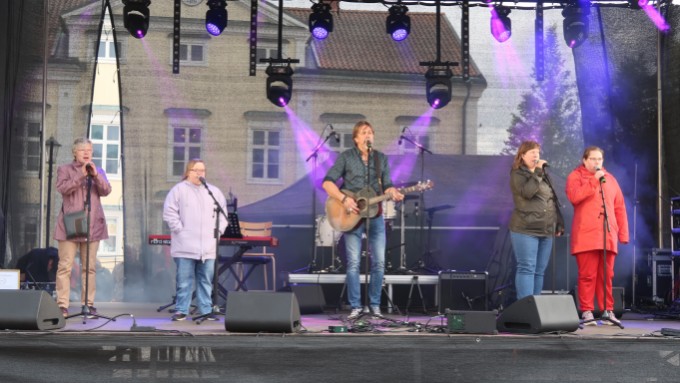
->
[572, 286, 625, 317]
[225, 291, 301, 333]
[496, 294, 579, 334]
[283, 284, 325, 314]
[438, 270, 488, 312]
[0, 290, 65, 330]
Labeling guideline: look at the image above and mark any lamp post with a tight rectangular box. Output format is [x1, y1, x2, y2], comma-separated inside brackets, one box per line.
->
[45, 136, 61, 247]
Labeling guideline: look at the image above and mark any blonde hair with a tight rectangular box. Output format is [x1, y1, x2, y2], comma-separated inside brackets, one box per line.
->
[512, 140, 540, 170]
[183, 158, 205, 180]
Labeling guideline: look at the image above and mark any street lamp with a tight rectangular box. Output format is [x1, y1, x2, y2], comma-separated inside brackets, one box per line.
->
[45, 136, 61, 247]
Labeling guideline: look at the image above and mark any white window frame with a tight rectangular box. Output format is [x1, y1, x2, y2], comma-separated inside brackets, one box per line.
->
[98, 211, 123, 259]
[89, 120, 121, 179]
[168, 124, 203, 179]
[19, 120, 41, 174]
[178, 39, 207, 66]
[247, 125, 283, 185]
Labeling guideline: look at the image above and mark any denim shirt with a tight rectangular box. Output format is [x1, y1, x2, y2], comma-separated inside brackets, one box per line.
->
[323, 147, 394, 194]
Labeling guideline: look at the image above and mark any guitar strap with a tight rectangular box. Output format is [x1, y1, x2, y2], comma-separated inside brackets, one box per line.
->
[374, 152, 383, 194]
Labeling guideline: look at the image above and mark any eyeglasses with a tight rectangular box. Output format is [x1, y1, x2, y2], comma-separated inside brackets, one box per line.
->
[191, 168, 206, 173]
[76, 149, 93, 153]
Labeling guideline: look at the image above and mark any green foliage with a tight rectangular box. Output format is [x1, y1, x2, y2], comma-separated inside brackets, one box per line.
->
[502, 25, 583, 177]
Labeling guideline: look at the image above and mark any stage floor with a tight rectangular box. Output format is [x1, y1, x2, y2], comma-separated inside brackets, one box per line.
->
[36, 301, 680, 338]
[4, 302, 680, 382]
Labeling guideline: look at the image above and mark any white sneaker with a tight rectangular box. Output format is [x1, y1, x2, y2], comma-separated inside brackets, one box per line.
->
[601, 311, 621, 326]
[370, 306, 383, 318]
[347, 308, 362, 320]
[581, 310, 598, 326]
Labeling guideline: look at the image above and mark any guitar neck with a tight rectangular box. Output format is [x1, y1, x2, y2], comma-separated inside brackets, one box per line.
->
[366, 185, 421, 205]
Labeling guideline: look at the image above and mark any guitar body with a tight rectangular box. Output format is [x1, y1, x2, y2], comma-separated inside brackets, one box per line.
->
[325, 180, 434, 233]
[325, 188, 380, 232]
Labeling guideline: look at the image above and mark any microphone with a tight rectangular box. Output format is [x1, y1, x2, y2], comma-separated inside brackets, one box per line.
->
[398, 127, 406, 145]
[85, 163, 96, 177]
[198, 176, 207, 186]
[328, 125, 340, 143]
[595, 167, 606, 183]
[366, 140, 372, 151]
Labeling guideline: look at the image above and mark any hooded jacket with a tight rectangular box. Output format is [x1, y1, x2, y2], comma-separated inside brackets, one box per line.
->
[566, 165, 629, 255]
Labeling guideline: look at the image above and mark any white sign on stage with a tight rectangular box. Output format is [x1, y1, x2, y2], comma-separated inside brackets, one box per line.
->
[0, 269, 20, 290]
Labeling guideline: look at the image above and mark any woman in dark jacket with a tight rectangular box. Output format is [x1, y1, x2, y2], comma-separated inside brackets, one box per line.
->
[509, 141, 564, 300]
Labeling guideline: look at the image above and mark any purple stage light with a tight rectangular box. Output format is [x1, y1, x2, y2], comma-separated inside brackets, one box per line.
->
[490, 7, 512, 43]
[206, 23, 221, 36]
[391, 28, 409, 42]
[311, 26, 330, 40]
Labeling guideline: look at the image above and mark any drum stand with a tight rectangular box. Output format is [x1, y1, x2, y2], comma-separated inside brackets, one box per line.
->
[387, 200, 413, 274]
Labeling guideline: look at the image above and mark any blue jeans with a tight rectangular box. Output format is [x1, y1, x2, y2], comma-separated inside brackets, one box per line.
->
[510, 231, 553, 300]
[344, 215, 386, 308]
[174, 257, 215, 316]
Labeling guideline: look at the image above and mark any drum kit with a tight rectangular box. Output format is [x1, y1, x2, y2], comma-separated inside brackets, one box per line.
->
[314, 198, 408, 273]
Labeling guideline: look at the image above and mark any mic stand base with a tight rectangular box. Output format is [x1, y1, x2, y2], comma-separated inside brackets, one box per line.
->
[192, 305, 225, 324]
[66, 304, 115, 324]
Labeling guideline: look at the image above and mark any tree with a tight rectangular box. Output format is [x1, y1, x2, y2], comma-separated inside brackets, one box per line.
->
[502, 25, 583, 177]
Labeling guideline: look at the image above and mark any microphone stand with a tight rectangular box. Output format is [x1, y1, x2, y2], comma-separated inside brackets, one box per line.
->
[399, 134, 436, 273]
[301, 128, 337, 273]
[67, 172, 113, 323]
[193, 179, 229, 324]
[580, 179, 624, 328]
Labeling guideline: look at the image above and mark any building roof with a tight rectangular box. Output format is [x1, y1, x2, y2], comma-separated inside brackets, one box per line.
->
[286, 8, 482, 77]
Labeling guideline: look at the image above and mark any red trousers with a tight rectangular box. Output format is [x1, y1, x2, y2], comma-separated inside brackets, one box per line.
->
[575, 250, 616, 311]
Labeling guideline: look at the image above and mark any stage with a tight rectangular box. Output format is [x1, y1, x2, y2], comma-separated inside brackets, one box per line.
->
[2, 301, 680, 382]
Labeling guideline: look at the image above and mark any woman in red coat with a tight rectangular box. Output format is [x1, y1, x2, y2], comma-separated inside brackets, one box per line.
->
[566, 146, 628, 326]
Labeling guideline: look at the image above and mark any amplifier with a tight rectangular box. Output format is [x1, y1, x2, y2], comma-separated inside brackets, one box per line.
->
[446, 309, 498, 334]
[438, 270, 489, 312]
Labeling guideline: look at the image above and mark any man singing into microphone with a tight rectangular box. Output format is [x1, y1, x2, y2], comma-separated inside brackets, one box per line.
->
[54, 137, 112, 318]
[163, 159, 228, 321]
[322, 121, 404, 320]
[566, 146, 628, 326]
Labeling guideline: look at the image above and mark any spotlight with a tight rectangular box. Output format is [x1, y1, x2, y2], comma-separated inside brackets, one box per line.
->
[309, 2, 333, 40]
[562, 2, 590, 48]
[266, 62, 294, 107]
[424, 66, 453, 109]
[490, 6, 511, 43]
[386, 5, 410, 42]
[123, 0, 151, 39]
[206, 0, 228, 36]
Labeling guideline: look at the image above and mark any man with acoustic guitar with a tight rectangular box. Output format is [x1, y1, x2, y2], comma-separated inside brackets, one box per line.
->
[323, 121, 404, 320]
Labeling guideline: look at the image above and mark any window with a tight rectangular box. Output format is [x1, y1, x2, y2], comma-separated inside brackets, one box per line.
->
[22, 216, 38, 253]
[172, 126, 202, 176]
[249, 129, 281, 183]
[256, 46, 280, 66]
[100, 216, 119, 255]
[400, 133, 430, 154]
[180, 43, 205, 64]
[327, 131, 355, 152]
[98, 39, 120, 60]
[19, 121, 41, 172]
[90, 124, 121, 177]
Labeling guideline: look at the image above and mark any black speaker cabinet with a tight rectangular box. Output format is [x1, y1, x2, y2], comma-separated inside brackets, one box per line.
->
[496, 294, 579, 334]
[0, 290, 65, 330]
[446, 309, 498, 334]
[572, 286, 625, 317]
[438, 271, 488, 312]
[225, 291, 301, 333]
[287, 284, 326, 314]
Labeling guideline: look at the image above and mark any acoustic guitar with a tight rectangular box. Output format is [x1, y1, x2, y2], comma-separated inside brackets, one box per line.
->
[325, 180, 434, 232]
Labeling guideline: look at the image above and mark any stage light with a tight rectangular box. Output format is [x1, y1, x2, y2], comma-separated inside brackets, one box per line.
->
[490, 6, 512, 43]
[562, 2, 590, 48]
[386, 5, 410, 42]
[123, 0, 151, 39]
[266, 62, 294, 107]
[424, 66, 453, 109]
[309, 2, 333, 40]
[205, 0, 228, 36]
